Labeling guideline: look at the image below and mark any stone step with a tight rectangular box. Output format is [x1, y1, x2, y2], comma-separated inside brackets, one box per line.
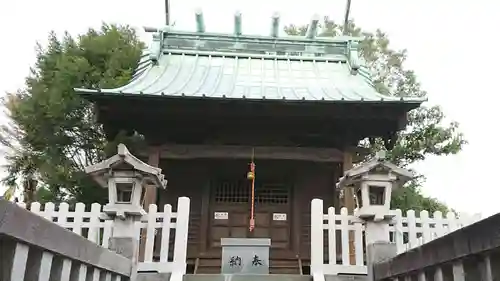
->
[270, 268, 301, 275]
[139, 273, 367, 281]
[184, 274, 312, 281]
[325, 275, 368, 281]
[196, 266, 222, 274]
[137, 272, 172, 281]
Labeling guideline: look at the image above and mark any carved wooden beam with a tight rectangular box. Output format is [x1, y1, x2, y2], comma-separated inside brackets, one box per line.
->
[142, 144, 344, 162]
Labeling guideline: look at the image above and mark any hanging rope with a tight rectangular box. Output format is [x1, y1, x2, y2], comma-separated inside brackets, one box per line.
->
[248, 148, 256, 232]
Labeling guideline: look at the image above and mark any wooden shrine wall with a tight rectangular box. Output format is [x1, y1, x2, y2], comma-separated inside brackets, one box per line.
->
[155, 158, 340, 261]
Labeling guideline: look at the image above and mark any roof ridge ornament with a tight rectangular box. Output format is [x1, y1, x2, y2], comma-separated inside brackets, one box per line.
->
[195, 8, 205, 33]
[234, 11, 242, 36]
[306, 14, 320, 40]
[149, 29, 165, 64]
[375, 150, 386, 161]
[143, 12, 367, 58]
[347, 40, 360, 75]
[270, 12, 280, 38]
[117, 143, 129, 157]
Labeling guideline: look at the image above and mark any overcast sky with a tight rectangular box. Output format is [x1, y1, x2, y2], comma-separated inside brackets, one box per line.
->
[0, 0, 498, 216]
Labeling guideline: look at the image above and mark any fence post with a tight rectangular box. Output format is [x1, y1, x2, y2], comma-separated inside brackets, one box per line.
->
[311, 198, 325, 280]
[172, 197, 190, 280]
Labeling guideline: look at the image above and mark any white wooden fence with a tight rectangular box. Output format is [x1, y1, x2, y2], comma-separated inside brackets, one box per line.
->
[19, 197, 190, 276]
[21, 197, 481, 277]
[310, 199, 481, 276]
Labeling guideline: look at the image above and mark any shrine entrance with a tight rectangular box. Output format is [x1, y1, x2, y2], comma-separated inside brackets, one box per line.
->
[207, 178, 292, 258]
[192, 159, 306, 273]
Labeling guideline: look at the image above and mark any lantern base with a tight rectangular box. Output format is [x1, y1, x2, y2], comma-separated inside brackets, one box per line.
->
[103, 204, 147, 218]
[356, 206, 395, 221]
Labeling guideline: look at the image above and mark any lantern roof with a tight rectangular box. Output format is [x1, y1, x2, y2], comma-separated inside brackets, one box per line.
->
[85, 144, 167, 189]
[337, 151, 414, 189]
[74, 11, 425, 106]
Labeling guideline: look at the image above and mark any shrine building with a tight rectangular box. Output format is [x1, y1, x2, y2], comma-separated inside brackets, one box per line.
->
[75, 11, 424, 274]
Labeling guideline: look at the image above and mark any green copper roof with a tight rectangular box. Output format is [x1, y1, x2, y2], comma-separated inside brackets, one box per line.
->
[75, 12, 425, 104]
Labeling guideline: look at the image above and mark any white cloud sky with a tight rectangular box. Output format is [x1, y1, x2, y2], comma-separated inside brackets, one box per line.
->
[0, 0, 498, 216]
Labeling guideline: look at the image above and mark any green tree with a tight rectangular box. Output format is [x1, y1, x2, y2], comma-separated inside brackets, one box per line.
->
[284, 18, 465, 213]
[1, 19, 462, 214]
[1, 24, 146, 205]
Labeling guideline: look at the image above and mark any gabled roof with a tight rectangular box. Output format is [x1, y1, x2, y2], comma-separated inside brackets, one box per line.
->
[85, 144, 167, 189]
[75, 12, 426, 105]
[337, 151, 414, 188]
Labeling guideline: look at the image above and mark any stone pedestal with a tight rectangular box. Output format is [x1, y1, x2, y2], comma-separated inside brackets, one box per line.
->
[108, 217, 141, 281]
[221, 238, 271, 274]
[365, 221, 390, 245]
[366, 242, 397, 281]
[108, 237, 138, 260]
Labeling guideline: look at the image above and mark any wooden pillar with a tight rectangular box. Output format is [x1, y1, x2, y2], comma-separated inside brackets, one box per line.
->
[138, 146, 161, 261]
[144, 147, 161, 206]
[342, 149, 356, 265]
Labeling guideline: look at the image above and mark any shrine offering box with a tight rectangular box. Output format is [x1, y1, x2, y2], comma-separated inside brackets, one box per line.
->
[220, 238, 271, 274]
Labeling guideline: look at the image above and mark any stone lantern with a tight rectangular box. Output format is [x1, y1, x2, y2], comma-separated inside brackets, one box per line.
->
[85, 144, 167, 219]
[85, 143, 167, 259]
[337, 151, 413, 244]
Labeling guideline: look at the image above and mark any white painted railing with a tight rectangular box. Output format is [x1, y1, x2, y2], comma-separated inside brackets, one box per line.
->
[389, 208, 481, 254]
[21, 196, 481, 277]
[310, 199, 481, 277]
[20, 197, 190, 276]
[1, 199, 132, 281]
[310, 199, 367, 276]
[5, 233, 131, 281]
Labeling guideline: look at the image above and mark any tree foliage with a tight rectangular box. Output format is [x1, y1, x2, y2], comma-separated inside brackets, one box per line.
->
[1, 24, 145, 205]
[284, 18, 465, 213]
[1, 19, 464, 213]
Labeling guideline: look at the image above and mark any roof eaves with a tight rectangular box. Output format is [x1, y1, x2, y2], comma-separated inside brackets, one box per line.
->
[74, 88, 426, 104]
[73, 14, 428, 106]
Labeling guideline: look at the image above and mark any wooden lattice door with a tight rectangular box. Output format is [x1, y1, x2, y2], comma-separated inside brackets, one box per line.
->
[208, 179, 292, 254]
